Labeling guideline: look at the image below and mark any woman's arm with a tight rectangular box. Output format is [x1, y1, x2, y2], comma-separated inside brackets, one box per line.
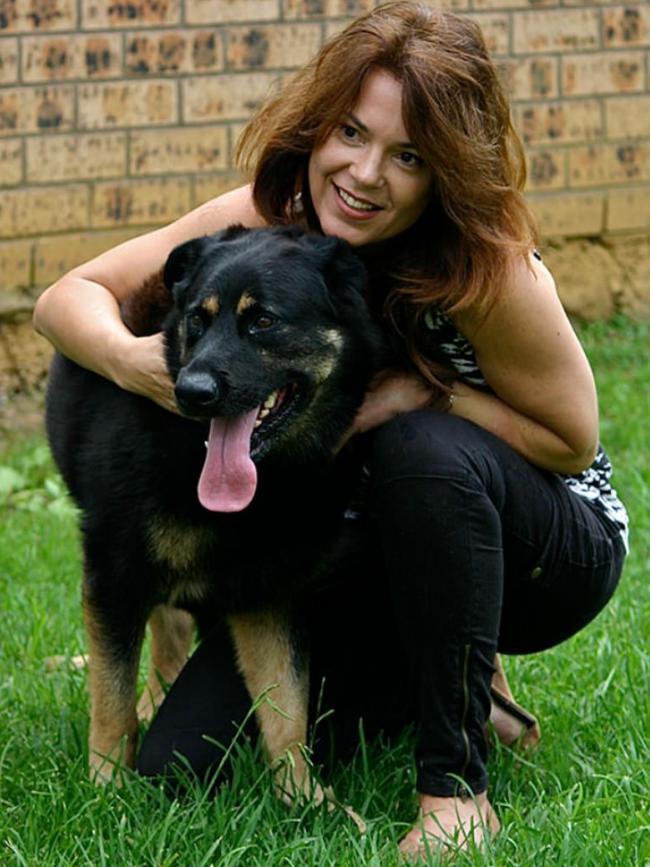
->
[33, 184, 265, 411]
[450, 254, 598, 474]
[350, 255, 599, 475]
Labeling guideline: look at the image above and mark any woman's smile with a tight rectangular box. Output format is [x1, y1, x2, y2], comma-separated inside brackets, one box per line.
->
[333, 182, 384, 218]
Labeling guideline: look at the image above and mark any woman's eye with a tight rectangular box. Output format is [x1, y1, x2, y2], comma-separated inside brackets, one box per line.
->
[397, 151, 423, 168]
[340, 124, 360, 142]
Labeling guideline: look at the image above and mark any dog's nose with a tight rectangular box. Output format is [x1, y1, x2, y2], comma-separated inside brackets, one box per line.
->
[175, 370, 219, 409]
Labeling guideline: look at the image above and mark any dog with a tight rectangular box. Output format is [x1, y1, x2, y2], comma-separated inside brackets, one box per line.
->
[46, 224, 384, 805]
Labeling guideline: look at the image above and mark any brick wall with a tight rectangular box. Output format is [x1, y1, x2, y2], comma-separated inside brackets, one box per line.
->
[0, 0, 649, 311]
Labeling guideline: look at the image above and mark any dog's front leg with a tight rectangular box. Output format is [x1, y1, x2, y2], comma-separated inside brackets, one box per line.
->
[83, 583, 146, 784]
[228, 609, 314, 803]
[137, 604, 194, 723]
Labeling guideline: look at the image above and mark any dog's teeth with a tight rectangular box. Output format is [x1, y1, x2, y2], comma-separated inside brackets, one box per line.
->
[204, 440, 208, 449]
[254, 419, 262, 429]
[259, 408, 270, 419]
[264, 391, 277, 410]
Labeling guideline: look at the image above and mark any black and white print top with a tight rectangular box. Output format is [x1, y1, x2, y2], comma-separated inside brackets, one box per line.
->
[423, 305, 630, 553]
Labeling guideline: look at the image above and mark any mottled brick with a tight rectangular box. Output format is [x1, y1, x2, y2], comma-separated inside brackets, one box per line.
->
[78, 80, 177, 129]
[125, 29, 224, 75]
[0, 239, 32, 291]
[0, 84, 74, 136]
[528, 191, 605, 238]
[603, 5, 650, 48]
[473, 0, 556, 9]
[26, 132, 127, 182]
[185, 0, 279, 24]
[562, 51, 644, 96]
[525, 149, 566, 190]
[513, 9, 599, 54]
[0, 0, 76, 32]
[91, 177, 191, 227]
[569, 142, 650, 187]
[183, 72, 279, 123]
[0, 184, 89, 238]
[0, 37, 18, 82]
[0, 0, 18, 32]
[192, 170, 246, 207]
[424, 0, 469, 8]
[130, 126, 228, 175]
[0, 136, 22, 185]
[228, 121, 249, 165]
[563, 0, 612, 6]
[81, 0, 180, 30]
[226, 24, 321, 69]
[22, 33, 121, 82]
[513, 99, 603, 145]
[283, 0, 373, 18]
[605, 95, 650, 137]
[607, 186, 650, 231]
[497, 56, 559, 100]
[34, 228, 140, 285]
[466, 13, 509, 56]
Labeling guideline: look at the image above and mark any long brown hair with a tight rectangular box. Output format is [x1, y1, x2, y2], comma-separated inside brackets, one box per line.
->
[237, 1, 538, 384]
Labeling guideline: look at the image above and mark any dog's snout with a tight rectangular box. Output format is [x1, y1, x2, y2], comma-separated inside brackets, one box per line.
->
[175, 370, 220, 409]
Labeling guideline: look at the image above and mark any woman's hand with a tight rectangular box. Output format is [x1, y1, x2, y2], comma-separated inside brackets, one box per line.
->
[336, 369, 450, 451]
[353, 370, 441, 434]
[112, 332, 178, 414]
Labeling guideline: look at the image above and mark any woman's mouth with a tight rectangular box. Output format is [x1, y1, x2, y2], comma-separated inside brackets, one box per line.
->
[333, 183, 384, 219]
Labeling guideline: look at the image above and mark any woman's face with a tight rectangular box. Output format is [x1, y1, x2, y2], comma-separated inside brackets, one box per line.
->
[308, 69, 433, 247]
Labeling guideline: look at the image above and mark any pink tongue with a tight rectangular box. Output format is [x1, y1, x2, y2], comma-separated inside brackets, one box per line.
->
[197, 408, 260, 512]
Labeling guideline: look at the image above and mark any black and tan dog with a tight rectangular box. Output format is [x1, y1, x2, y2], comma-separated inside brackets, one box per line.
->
[46, 225, 384, 802]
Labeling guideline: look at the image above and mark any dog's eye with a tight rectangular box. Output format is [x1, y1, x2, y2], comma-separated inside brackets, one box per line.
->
[249, 314, 277, 333]
[186, 313, 205, 338]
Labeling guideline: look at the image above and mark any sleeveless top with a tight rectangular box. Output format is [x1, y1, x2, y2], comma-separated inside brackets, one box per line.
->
[422, 304, 630, 553]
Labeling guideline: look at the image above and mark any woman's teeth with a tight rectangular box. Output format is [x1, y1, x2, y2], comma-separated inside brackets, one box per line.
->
[337, 187, 378, 211]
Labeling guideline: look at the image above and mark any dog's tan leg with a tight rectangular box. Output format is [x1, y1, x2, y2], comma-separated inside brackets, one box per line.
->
[228, 609, 314, 803]
[84, 597, 143, 784]
[136, 604, 194, 723]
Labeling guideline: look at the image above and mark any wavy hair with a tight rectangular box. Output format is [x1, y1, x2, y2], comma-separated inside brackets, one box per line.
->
[236, 1, 538, 384]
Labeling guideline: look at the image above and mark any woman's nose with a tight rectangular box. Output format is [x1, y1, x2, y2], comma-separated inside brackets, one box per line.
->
[349, 149, 385, 188]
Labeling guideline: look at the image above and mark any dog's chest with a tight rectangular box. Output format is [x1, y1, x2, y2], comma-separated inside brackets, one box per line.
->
[145, 511, 326, 612]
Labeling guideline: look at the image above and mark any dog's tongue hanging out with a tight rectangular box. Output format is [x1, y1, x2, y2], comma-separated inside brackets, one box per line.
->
[197, 409, 259, 512]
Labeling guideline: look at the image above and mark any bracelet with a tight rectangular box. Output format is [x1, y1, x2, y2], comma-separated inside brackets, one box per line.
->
[426, 386, 455, 413]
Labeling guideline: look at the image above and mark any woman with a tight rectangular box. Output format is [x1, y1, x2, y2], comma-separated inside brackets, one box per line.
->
[34, 2, 628, 857]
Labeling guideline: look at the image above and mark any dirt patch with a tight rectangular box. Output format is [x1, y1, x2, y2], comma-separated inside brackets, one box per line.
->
[543, 234, 650, 321]
[0, 318, 50, 449]
[0, 388, 46, 450]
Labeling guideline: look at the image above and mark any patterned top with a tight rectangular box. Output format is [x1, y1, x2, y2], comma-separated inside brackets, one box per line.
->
[423, 305, 630, 552]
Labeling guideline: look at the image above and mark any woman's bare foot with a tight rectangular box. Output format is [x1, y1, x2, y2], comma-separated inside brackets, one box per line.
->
[399, 792, 500, 860]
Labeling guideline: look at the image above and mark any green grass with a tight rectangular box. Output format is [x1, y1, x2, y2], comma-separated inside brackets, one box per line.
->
[1, 317, 649, 866]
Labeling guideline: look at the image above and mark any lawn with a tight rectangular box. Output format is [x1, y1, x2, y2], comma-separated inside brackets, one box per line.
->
[0, 317, 648, 866]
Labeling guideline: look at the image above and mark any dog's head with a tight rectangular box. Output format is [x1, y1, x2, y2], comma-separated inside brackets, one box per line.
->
[162, 225, 384, 512]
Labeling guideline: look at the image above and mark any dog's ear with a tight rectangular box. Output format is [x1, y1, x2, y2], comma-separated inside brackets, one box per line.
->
[164, 224, 249, 304]
[302, 235, 368, 300]
[163, 237, 207, 302]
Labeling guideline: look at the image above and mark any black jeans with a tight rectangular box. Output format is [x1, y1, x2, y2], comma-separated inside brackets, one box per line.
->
[137, 412, 626, 796]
